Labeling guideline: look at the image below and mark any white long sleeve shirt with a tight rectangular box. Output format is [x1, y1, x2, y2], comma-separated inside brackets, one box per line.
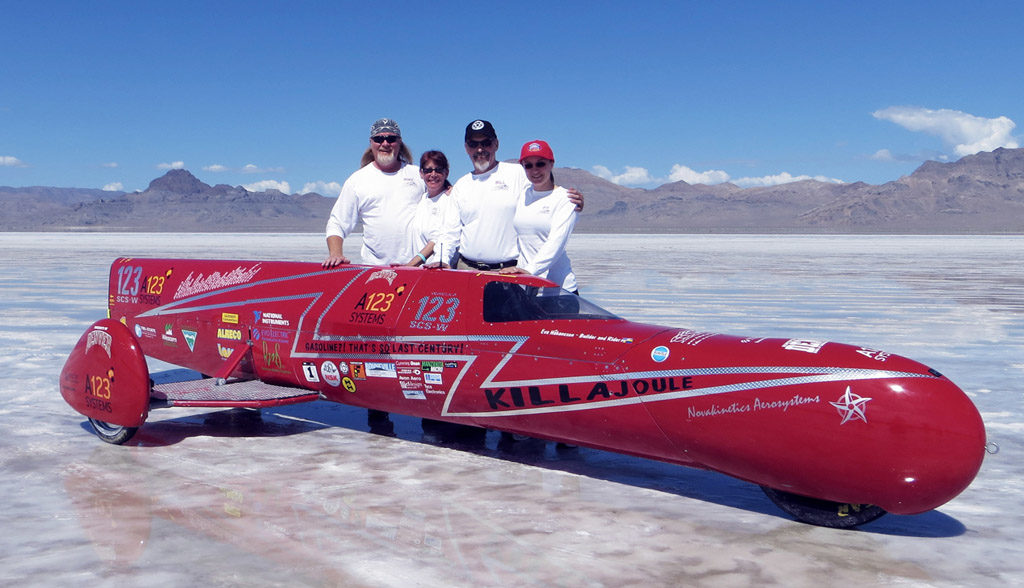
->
[513, 185, 578, 291]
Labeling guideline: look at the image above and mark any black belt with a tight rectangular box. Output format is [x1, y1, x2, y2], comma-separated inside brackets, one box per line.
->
[461, 257, 517, 271]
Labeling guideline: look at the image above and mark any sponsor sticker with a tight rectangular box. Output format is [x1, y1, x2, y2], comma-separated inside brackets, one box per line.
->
[182, 329, 197, 352]
[321, 361, 341, 386]
[783, 339, 826, 354]
[302, 362, 320, 383]
[651, 345, 670, 362]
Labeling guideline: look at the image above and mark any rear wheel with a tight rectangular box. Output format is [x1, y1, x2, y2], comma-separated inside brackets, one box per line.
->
[761, 486, 887, 528]
[88, 418, 138, 445]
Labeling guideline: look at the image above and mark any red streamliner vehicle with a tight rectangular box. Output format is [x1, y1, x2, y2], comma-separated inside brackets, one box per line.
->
[60, 258, 987, 528]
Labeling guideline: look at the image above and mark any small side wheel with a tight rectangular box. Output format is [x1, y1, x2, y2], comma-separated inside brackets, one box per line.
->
[761, 486, 887, 529]
[88, 418, 138, 445]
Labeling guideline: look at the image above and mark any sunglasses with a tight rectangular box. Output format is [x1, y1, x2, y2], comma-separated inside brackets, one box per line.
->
[522, 160, 549, 170]
[467, 138, 493, 148]
[421, 167, 447, 174]
[372, 135, 400, 144]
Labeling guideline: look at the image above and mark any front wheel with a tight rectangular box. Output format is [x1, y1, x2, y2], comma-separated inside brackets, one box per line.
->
[88, 418, 138, 445]
[761, 486, 887, 528]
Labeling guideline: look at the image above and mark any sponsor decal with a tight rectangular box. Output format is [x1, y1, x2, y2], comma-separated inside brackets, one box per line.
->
[855, 347, 890, 361]
[687, 394, 821, 419]
[253, 311, 290, 326]
[402, 388, 427, 400]
[424, 372, 442, 386]
[830, 386, 871, 424]
[135, 324, 157, 339]
[161, 323, 178, 345]
[253, 327, 289, 344]
[83, 367, 115, 413]
[181, 329, 197, 352]
[174, 264, 261, 299]
[366, 269, 398, 285]
[349, 362, 365, 380]
[670, 330, 717, 346]
[321, 361, 341, 386]
[650, 346, 670, 362]
[783, 339, 826, 353]
[443, 361, 458, 369]
[302, 362, 320, 383]
[366, 362, 397, 378]
[217, 344, 233, 359]
[261, 341, 288, 374]
[86, 330, 112, 358]
[421, 360, 443, 373]
[350, 311, 386, 325]
[221, 312, 239, 324]
[217, 328, 243, 340]
[342, 377, 356, 392]
[338, 362, 349, 375]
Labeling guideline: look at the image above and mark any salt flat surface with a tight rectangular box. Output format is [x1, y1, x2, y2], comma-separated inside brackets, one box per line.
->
[1, 233, 1022, 586]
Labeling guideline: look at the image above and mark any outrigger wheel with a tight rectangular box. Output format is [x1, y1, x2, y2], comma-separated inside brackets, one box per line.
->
[760, 486, 887, 528]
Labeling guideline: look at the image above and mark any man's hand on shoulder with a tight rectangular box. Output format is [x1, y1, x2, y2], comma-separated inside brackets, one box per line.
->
[567, 187, 584, 212]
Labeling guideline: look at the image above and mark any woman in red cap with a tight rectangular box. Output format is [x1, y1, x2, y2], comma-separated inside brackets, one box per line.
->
[499, 140, 578, 293]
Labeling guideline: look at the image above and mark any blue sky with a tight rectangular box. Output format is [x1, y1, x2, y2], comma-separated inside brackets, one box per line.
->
[3, 1, 1023, 194]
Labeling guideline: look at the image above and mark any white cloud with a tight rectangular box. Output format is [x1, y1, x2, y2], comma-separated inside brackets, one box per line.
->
[871, 149, 894, 161]
[873, 106, 1019, 156]
[204, 164, 229, 172]
[242, 163, 285, 174]
[595, 163, 841, 188]
[244, 179, 291, 193]
[733, 172, 843, 188]
[593, 165, 657, 185]
[1, 155, 27, 167]
[102, 182, 124, 191]
[101, 162, 118, 168]
[667, 164, 731, 185]
[301, 181, 342, 196]
[157, 161, 185, 170]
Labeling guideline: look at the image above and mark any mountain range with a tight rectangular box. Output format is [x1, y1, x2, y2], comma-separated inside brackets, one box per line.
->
[3, 147, 1024, 233]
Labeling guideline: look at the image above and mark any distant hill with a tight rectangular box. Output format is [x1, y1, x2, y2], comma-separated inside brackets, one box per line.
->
[3, 148, 1024, 233]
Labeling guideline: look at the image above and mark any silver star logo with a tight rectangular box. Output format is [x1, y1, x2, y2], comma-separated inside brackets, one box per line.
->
[830, 386, 872, 424]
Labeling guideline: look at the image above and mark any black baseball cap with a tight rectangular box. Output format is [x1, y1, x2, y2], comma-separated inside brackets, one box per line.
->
[465, 119, 497, 141]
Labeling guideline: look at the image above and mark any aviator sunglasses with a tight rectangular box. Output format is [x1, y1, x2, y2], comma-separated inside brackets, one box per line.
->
[372, 135, 400, 144]
[522, 160, 549, 169]
[466, 138, 493, 148]
[421, 167, 447, 174]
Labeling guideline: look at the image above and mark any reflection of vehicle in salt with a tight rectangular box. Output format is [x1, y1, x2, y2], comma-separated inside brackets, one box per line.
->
[60, 258, 987, 528]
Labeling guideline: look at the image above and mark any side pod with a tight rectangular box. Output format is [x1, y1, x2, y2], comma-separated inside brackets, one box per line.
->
[60, 319, 151, 438]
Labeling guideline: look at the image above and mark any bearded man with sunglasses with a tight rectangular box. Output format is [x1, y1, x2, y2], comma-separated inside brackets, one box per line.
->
[442, 120, 582, 271]
[324, 118, 424, 267]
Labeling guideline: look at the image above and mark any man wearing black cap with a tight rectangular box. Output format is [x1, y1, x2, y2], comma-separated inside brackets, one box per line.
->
[442, 119, 582, 270]
[324, 118, 422, 267]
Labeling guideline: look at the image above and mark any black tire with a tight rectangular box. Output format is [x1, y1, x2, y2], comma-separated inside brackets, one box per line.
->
[88, 418, 138, 445]
[761, 486, 887, 528]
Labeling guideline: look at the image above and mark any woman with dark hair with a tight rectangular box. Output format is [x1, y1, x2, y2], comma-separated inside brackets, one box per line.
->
[405, 150, 455, 266]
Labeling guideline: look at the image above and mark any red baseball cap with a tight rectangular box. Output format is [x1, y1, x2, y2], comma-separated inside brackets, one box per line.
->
[519, 139, 554, 162]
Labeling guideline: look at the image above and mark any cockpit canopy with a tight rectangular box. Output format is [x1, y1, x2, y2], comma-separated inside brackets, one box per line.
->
[482, 281, 620, 323]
